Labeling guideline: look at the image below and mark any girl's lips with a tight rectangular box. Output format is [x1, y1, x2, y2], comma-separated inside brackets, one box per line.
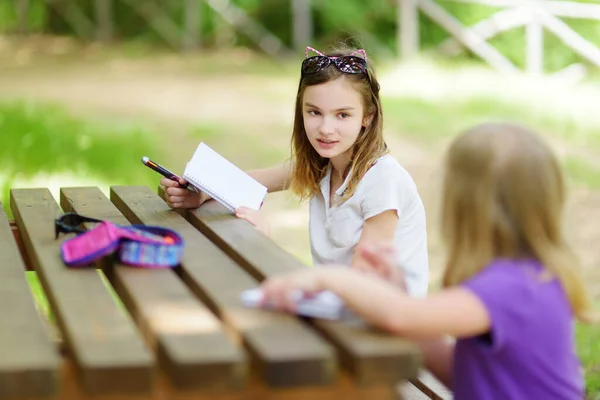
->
[316, 138, 338, 149]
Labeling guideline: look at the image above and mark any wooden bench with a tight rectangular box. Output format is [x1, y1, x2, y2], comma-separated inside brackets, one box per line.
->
[1, 185, 448, 399]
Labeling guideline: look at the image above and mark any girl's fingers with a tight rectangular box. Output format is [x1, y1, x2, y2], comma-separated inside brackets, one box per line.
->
[168, 195, 186, 204]
[166, 187, 188, 196]
[160, 178, 178, 187]
[235, 211, 255, 225]
[359, 246, 396, 279]
[261, 280, 289, 309]
[261, 273, 318, 313]
[235, 208, 262, 228]
[235, 206, 251, 215]
[360, 245, 387, 266]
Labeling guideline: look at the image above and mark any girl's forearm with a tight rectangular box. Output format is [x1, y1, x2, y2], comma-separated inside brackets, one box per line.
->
[319, 270, 415, 334]
[247, 162, 293, 193]
[319, 269, 490, 340]
[318, 271, 454, 387]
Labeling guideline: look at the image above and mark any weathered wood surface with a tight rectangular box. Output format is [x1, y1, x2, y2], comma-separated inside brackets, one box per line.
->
[0, 185, 435, 400]
[60, 186, 246, 390]
[112, 186, 336, 388]
[0, 201, 60, 398]
[11, 188, 154, 395]
[171, 190, 422, 385]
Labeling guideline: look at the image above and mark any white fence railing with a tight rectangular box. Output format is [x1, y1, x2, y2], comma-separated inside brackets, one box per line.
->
[9, 0, 600, 76]
[399, 0, 600, 76]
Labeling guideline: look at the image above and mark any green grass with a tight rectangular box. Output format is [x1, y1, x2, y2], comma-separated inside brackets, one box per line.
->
[0, 100, 163, 216]
[383, 95, 600, 149]
[577, 321, 600, 396]
[382, 96, 600, 188]
[25, 270, 126, 323]
[564, 157, 600, 190]
[0, 100, 159, 179]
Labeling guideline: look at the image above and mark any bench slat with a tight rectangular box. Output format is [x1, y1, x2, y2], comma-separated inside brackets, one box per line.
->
[184, 199, 421, 385]
[60, 186, 247, 390]
[398, 381, 433, 400]
[57, 358, 399, 400]
[0, 202, 60, 398]
[410, 371, 452, 400]
[10, 189, 154, 395]
[111, 186, 336, 388]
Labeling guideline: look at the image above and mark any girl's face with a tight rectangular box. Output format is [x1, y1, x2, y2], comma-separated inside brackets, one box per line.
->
[302, 77, 368, 166]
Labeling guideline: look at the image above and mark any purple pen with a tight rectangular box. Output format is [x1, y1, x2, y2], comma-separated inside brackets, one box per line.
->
[141, 156, 189, 189]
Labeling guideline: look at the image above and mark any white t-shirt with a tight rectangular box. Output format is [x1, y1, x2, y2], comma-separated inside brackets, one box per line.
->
[309, 155, 429, 297]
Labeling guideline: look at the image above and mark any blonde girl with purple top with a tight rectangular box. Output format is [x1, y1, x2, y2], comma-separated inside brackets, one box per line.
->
[258, 123, 593, 399]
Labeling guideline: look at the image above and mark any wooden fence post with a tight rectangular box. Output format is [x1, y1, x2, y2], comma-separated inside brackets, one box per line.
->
[46, 0, 95, 40]
[205, 0, 290, 57]
[538, 9, 600, 68]
[292, 0, 312, 53]
[418, 0, 518, 73]
[120, 0, 183, 50]
[183, 0, 202, 51]
[94, 0, 113, 42]
[399, 0, 419, 59]
[526, 6, 543, 75]
[16, 0, 30, 34]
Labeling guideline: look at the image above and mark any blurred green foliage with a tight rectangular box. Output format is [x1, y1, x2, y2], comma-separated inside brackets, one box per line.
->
[2, 0, 600, 71]
[383, 96, 600, 149]
[576, 309, 600, 395]
[0, 100, 160, 214]
[0, 100, 158, 180]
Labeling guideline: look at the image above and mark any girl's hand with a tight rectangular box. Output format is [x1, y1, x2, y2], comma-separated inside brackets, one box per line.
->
[354, 243, 407, 291]
[259, 269, 332, 312]
[235, 207, 271, 236]
[161, 177, 211, 209]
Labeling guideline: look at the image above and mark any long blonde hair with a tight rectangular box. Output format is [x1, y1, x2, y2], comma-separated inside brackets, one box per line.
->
[288, 45, 388, 203]
[441, 123, 592, 322]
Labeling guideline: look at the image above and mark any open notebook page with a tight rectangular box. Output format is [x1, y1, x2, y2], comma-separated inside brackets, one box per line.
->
[183, 142, 267, 212]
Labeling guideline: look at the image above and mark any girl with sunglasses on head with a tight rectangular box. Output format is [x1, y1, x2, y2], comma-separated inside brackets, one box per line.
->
[257, 123, 593, 400]
[161, 45, 429, 297]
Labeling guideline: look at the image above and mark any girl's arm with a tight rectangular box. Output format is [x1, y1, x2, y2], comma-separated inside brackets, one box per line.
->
[325, 271, 491, 339]
[351, 209, 399, 268]
[261, 268, 491, 339]
[232, 161, 294, 235]
[247, 161, 293, 193]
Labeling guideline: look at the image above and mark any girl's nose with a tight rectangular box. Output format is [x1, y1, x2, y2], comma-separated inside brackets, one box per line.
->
[318, 117, 335, 135]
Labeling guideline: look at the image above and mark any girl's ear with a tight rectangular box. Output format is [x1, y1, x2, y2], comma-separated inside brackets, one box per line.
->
[362, 113, 374, 129]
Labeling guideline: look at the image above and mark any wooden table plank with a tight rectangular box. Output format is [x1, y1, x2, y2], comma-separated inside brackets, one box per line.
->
[398, 381, 431, 400]
[183, 199, 422, 385]
[57, 357, 399, 400]
[0, 202, 60, 398]
[10, 189, 154, 395]
[111, 186, 336, 388]
[410, 371, 452, 400]
[60, 187, 246, 391]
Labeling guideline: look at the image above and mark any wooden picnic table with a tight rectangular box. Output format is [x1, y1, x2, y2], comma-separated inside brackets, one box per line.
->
[1, 185, 427, 400]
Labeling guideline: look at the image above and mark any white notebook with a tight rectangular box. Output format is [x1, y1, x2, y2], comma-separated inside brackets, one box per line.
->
[183, 142, 268, 212]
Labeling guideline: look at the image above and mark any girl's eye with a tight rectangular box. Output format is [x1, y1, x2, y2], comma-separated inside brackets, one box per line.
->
[338, 113, 350, 119]
[307, 110, 320, 116]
